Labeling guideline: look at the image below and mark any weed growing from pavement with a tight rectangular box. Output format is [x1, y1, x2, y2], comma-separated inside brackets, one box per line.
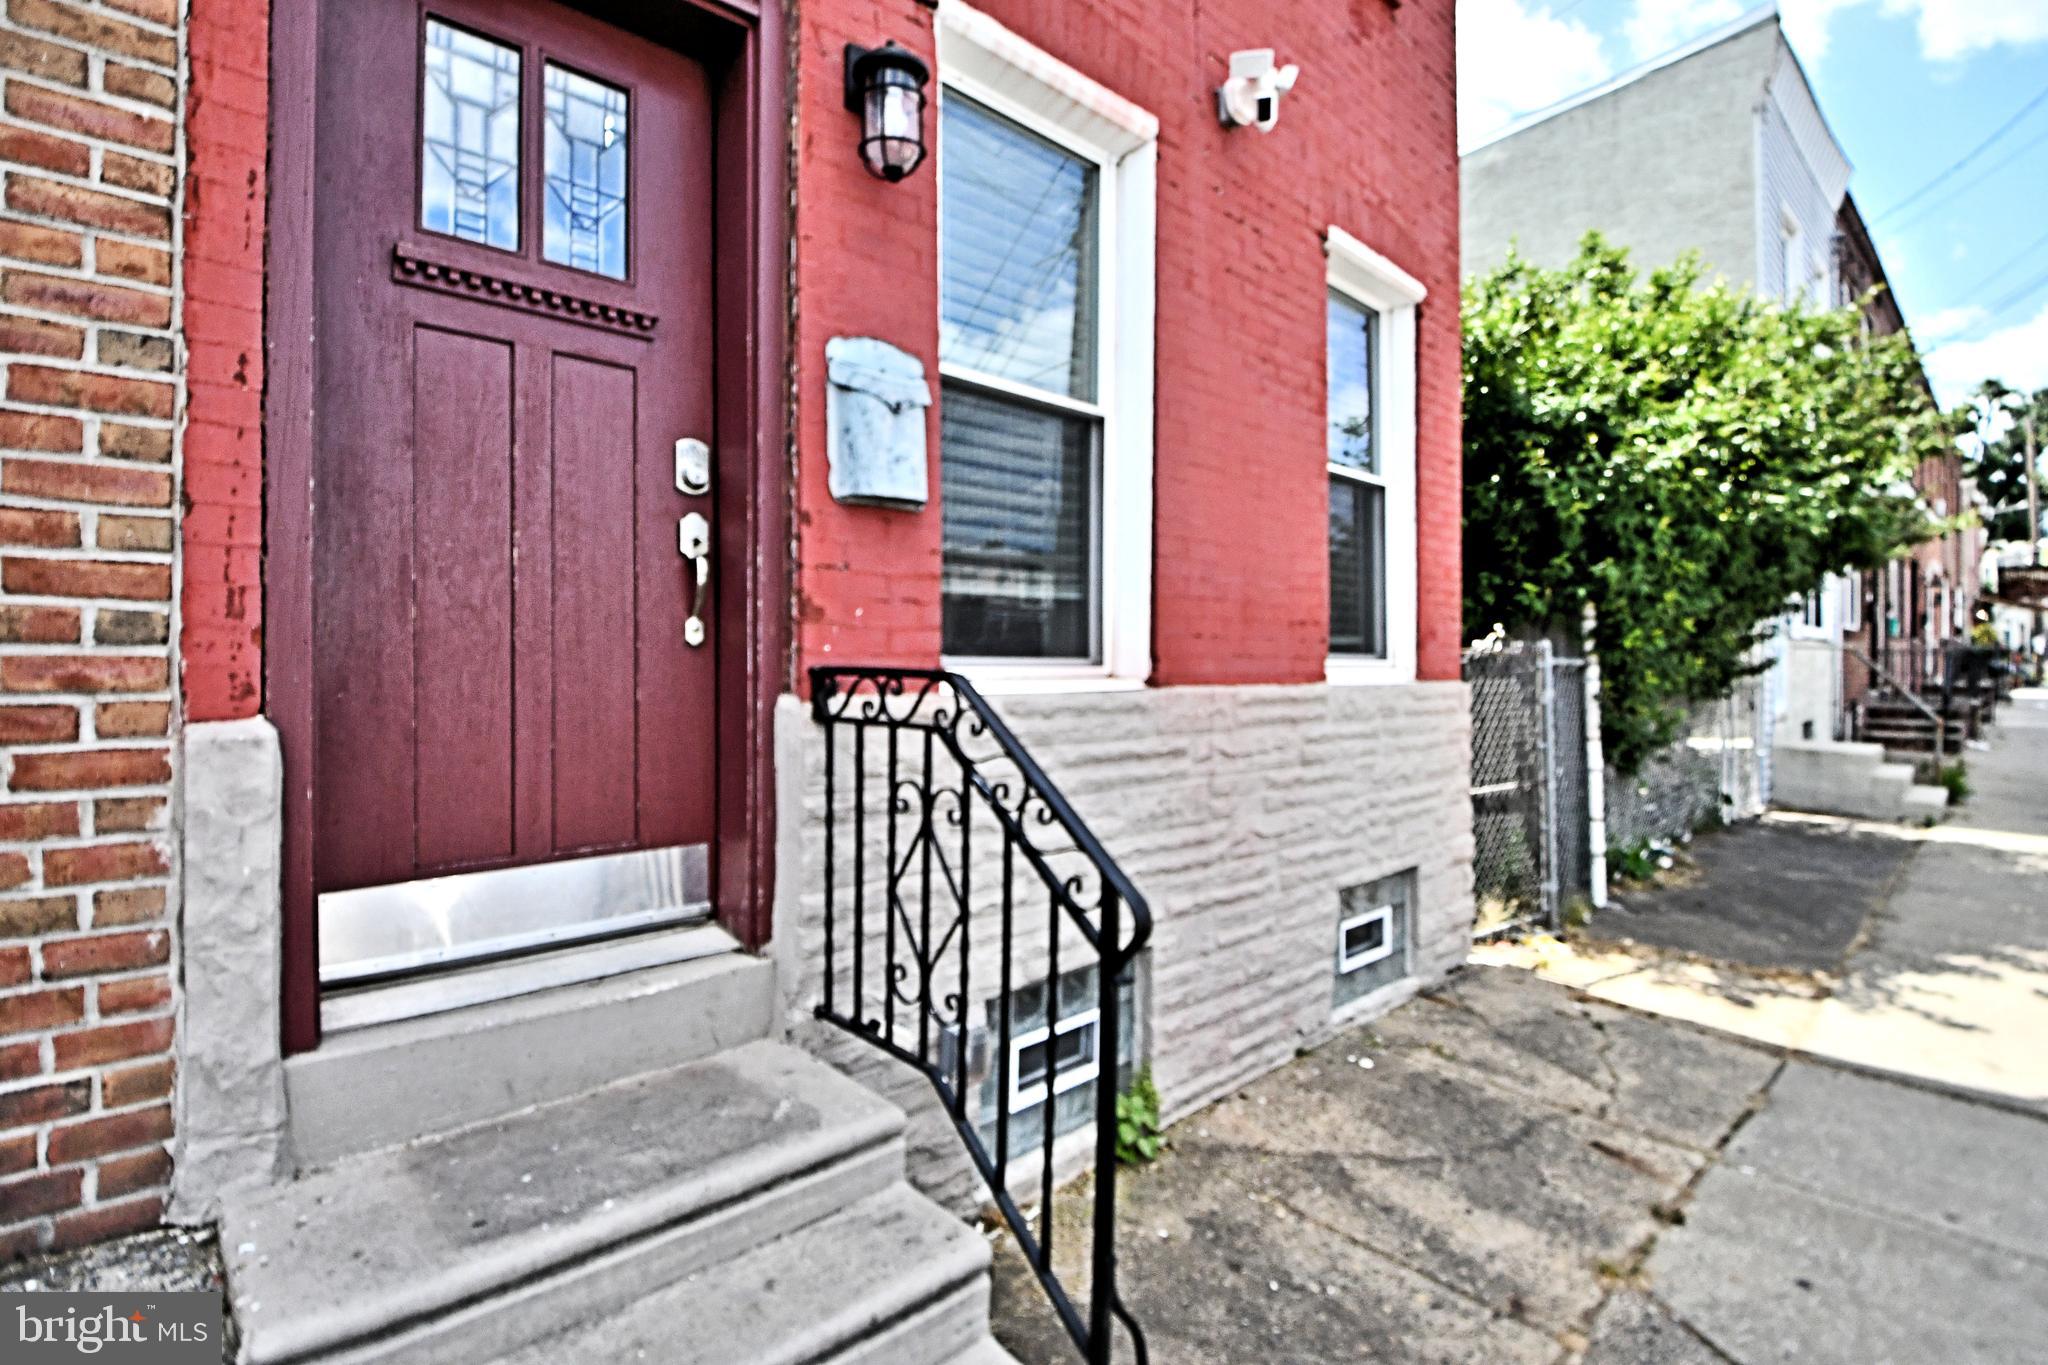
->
[1117, 1065, 1166, 1166]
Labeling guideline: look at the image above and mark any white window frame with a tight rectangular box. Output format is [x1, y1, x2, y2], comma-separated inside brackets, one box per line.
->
[1005, 1006, 1101, 1113]
[1778, 208, 1803, 305]
[1842, 571, 1862, 632]
[1790, 573, 1840, 641]
[935, 1, 1157, 691]
[1335, 903, 1397, 974]
[1324, 226, 1423, 686]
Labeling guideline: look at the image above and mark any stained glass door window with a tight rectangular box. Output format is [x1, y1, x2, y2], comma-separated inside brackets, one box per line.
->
[421, 19, 522, 250]
[543, 64, 630, 279]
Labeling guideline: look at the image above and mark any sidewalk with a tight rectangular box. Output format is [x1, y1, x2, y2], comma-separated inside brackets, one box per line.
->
[1480, 691, 2048, 1112]
[990, 696, 2048, 1362]
[987, 967, 2048, 1363]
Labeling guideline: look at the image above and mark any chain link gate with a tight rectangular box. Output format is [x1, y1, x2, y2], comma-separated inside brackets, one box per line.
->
[1549, 655, 1593, 910]
[1466, 640, 1593, 936]
[1467, 642, 1549, 935]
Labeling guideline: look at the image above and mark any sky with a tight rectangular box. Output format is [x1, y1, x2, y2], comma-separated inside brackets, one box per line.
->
[1457, 0, 2048, 410]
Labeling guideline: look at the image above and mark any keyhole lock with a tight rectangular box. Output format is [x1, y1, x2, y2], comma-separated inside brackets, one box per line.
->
[679, 512, 710, 647]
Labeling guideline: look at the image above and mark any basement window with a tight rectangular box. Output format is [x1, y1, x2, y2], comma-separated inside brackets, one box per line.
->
[1333, 871, 1413, 1008]
[1009, 1006, 1100, 1112]
[943, 960, 1138, 1161]
[1337, 904, 1395, 973]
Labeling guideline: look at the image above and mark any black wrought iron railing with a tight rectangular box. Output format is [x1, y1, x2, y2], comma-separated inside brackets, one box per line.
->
[810, 666, 1152, 1365]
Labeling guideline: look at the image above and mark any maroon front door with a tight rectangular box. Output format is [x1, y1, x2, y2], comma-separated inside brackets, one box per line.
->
[311, 0, 716, 899]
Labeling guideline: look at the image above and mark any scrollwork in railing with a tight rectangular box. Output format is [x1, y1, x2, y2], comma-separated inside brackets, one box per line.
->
[811, 666, 1151, 1365]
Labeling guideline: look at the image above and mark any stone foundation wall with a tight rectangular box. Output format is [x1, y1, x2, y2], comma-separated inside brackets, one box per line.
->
[774, 681, 1475, 1210]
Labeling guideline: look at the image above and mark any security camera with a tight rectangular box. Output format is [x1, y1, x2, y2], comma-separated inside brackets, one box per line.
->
[1216, 49, 1299, 133]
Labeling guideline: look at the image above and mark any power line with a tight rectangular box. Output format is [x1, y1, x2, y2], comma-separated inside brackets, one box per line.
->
[1981, 262, 2048, 327]
[1872, 77, 2048, 225]
[1953, 226, 2048, 307]
[1885, 122, 2048, 236]
[1940, 262, 2048, 345]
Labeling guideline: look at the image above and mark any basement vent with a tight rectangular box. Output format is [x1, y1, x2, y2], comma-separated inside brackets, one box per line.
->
[1333, 870, 1414, 1009]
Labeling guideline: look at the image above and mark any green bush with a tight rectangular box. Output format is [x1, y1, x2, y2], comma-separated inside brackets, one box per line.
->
[1937, 762, 1971, 805]
[1464, 236, 1947, 774]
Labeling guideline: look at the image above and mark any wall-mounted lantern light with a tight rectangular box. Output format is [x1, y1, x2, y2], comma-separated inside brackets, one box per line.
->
[844, 41, 930, 182]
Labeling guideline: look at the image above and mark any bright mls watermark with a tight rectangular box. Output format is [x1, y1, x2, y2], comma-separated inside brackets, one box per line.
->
[5, 1293, 220, 1362]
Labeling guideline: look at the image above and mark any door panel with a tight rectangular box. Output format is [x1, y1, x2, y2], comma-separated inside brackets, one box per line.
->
[412, 326, 518, 870]
[311, 0, 716, 922]
[551, 353, 641, 853]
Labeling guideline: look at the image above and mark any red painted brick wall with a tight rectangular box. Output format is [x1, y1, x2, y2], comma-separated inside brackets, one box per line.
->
[180, 0, 264, 721]
[0, 0, 184, 1259]
[793, 0, 1462, 685]
[793, 2, 944, 675]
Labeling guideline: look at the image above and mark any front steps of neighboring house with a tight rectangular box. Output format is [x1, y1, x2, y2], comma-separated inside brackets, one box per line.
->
[1855, 695, 1976, 756]
[215, 944, 1019, 1365]
[1773, 739, 1949, 822]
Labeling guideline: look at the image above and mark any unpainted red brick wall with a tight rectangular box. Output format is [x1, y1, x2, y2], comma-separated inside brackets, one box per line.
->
[0, 0, 184, 1260]
[794, 0, 1462, 684]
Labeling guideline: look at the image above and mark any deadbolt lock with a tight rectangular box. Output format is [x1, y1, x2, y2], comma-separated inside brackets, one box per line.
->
[675, 438, 712, 497]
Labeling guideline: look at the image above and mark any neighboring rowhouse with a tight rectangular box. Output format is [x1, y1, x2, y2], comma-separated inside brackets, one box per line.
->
[1827, 195, 1985, 744]
[0, 0, 1469, 1357]
[1460, 4, 1967, 813]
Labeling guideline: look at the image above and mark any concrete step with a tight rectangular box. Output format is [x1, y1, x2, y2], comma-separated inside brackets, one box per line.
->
[494, 1184, 994, 1365]
[285, 947, 775, 1167]
[1902, 784, 1951, 820]
[1859, 721, 1968, 738]
[949, 1339, 1028, 1365]
[1860, 732, 1968, 756]
[224, 1040, 907, 1364]
[1773, 740, 1909, 820]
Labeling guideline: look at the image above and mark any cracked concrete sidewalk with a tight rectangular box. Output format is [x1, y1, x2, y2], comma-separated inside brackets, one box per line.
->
[987, 966, 2048, 1363]
[1478, 690, 2048, 1114]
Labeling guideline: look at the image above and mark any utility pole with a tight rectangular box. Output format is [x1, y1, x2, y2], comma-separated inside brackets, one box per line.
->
[2029, 410, 2042, 660]
[2029, 410, 2041, 569]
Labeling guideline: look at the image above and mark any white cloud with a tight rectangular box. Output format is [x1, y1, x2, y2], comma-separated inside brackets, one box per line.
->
[1458, 0, 1612, 148]
[1625, 0, 1745, 61]
[1778, 0, 1864, 59]
[1916, 303, 1990, 342]
[1924, 297, 2048, 408]
[1781, 0, 2048, 63]
[1897, 0, 2048, 61]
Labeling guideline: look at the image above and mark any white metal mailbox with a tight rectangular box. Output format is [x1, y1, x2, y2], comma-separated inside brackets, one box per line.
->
[825, 335, 932, 509]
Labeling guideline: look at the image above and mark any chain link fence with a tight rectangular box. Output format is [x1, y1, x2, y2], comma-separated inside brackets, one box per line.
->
[1472, 631, 1772, 936]
[1466, 641, 1593, 936]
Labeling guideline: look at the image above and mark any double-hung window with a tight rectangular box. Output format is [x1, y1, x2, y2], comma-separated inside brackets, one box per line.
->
[936, 2, 1157, 681]
[939, 96, 1103, 662]
[1328, 292, 1385, 658]
[1325, 228, 1424, 683]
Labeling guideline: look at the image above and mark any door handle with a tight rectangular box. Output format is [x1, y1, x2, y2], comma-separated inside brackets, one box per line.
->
[679, 512, 710, 648]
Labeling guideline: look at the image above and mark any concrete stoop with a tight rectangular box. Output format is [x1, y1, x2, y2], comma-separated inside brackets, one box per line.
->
[219, 1024, 1013, 1364]
[1772, 739, 1949, 822]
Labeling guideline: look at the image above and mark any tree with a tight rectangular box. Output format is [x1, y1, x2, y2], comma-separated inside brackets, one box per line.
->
[1464, 236, 1946, 773]
[1963, 380, 2045, 545]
